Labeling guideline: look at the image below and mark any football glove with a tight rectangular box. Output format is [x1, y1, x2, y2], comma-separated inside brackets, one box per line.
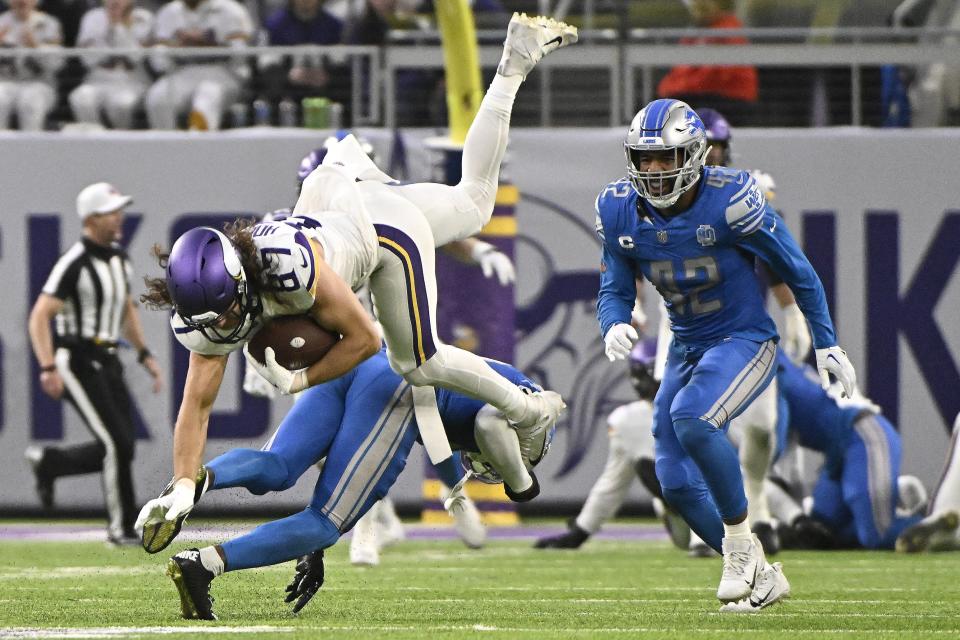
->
[472, 241, 516, 286]
[815, 346, 857, 398]
[243, 344, 309, 395]
[781, 303, 812, 364]
[604, 323, 638, 362]
[136, 469, 208, 554]
[243, 359, 277, 398]
[285, 550, 325, 614]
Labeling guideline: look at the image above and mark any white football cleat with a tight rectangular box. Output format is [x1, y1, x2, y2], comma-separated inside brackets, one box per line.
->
[719, 561, 791, 613]
[513, 390, 565, 463]
[717, 534, 765, 603]
[442, 483, 486, 549]
[497, 12, 579, 79]
[375, 497, 406, 549]
[349, 508, 381, 566]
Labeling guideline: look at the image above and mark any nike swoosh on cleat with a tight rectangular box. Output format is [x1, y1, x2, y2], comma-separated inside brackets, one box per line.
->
[543, 36, 562, 49]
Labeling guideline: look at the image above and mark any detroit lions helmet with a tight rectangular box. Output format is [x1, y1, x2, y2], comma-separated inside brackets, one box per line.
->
[629, 338, 660, 401]
[697, 107, 732, 166]
[166, 227, 261, 344]
[625, 98, 708, 208]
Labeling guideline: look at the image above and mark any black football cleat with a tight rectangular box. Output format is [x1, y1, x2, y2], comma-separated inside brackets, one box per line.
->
[166, 548, 217, 620]
[752, 521, 781, 556]
[534, 518, 590, 549]
[24, 446, 54, 509]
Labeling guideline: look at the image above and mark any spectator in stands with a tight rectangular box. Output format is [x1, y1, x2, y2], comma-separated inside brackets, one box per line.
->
[258, 0, 344, 121]
[656, 0, 758, 126]
[145, 0, 252, 131]
[0, 0, 63, 130]
[69, 0, 154, 129]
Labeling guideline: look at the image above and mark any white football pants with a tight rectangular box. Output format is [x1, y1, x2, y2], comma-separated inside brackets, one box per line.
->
[0, 80, 56, 131]
[145, 64, 240, 130]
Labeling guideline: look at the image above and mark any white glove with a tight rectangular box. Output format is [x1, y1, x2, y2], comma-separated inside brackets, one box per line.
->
[816, 346, 857, 398]
[472, 241, 516, 286]
[781, 303, 812, 364]
[243, 358, 277, 399]
[134, 477, 196, 531]
[604, 323, 638, 362]
[243, 344, 309, 395]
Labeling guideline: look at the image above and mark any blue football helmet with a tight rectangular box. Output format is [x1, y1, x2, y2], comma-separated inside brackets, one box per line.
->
[166, 227, 261, 344]
[625, 98, 708, 208]
[628, 338, 660, 401]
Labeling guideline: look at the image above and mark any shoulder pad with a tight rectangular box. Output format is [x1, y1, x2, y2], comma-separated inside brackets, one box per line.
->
[723, 172, 766, 236]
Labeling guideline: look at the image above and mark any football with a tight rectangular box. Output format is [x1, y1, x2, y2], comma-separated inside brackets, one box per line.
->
[247, 315, 340, 371]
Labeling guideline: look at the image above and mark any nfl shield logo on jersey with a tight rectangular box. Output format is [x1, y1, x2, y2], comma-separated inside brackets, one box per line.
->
[656, 230, 668, 244]
[696, 225, 716, 247]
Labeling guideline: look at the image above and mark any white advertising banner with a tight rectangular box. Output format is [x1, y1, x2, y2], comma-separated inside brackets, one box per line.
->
[0, 127, 956, 512]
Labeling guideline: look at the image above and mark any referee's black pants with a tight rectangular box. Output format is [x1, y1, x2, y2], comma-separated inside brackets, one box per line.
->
[43, 344, 137, 536]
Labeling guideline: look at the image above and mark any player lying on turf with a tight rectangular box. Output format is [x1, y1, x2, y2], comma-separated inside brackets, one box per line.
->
[138, 12, 575, 535]
[897, 412, 960, 552]
[135, 348, 555, 620]
[595, 98, 857, 611]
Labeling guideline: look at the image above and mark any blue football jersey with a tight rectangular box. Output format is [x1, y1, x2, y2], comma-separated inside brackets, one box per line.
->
[595, 166, 836, 352]
[435, 360, 540, 453]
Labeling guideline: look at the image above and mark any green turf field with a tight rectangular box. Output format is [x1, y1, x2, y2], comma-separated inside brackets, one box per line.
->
[1, 523, 959, 639]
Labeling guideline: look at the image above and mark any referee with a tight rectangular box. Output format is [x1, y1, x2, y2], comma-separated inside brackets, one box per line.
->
[26, 182, 163, 545]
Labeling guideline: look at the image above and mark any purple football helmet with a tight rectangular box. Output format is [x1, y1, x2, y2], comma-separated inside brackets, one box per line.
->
[629, 338, 660, 400]
[166, 227, 261, 344]
[696, 107, 732, 165]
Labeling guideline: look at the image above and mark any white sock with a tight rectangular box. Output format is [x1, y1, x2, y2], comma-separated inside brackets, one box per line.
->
[723, 519, 753, 540]
[198, 545, 225, 577]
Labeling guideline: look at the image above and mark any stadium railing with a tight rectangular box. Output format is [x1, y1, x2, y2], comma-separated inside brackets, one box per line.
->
[2, 26, 959, 130]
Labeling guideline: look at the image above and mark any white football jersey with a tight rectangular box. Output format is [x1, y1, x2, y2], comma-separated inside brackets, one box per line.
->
[76, 7, 153, 72]
[607, 400, 655, 462]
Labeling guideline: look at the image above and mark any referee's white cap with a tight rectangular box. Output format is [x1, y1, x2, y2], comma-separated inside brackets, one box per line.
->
[77, 182, 133, 220]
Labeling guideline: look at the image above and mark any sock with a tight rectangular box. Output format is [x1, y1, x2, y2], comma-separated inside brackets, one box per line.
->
[435, 453, 465, 489]
[221, 508, 339, 571]
[723, 519, 753, 540]
[198, 545, 225, 577]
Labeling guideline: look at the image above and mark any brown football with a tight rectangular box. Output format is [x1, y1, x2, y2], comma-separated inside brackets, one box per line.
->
[247, 315, 340, 371]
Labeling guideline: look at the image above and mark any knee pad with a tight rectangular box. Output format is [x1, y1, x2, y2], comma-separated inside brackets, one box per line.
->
[655, 455, 692, 492]
[459, 179, 496, 226]
[672, 417, 714, 452]
[401, 349, 447, 386]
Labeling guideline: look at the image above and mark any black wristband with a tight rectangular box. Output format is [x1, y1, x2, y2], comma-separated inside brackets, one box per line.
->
[40, 364, 57, 373]
[138, 348, 153, 364]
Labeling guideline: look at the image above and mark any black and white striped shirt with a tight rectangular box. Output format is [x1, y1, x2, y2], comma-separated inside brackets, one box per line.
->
[42, 238, 133, 345]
